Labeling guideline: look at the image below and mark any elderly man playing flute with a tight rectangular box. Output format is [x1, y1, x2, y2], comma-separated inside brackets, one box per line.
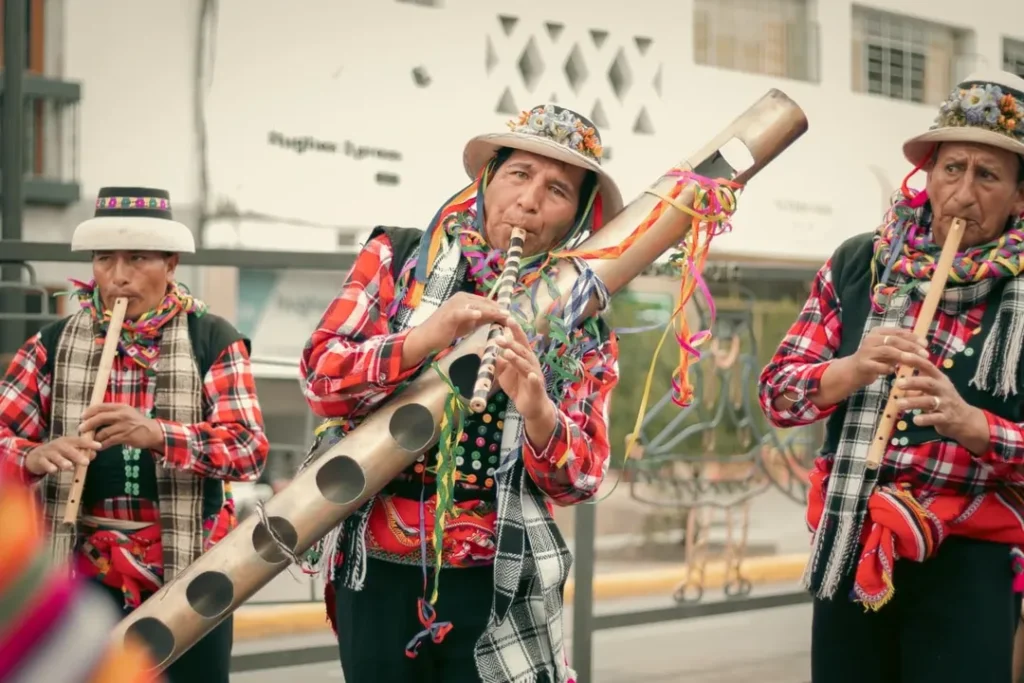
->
[299, 104, 622, 683]
[760, 70, 1024, 683]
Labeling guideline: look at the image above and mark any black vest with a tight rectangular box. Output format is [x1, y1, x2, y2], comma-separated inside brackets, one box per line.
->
[821, 232, 1024, 456]
[38, 312, 249, 519]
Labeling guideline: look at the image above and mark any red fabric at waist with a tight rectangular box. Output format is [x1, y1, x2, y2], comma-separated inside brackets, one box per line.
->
[806, 460, 1024, 610]
[366, 493, 498, 567]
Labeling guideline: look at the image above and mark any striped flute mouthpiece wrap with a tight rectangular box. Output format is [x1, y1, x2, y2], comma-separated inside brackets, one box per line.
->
[469, 227, 527, 412]
[0, 480, 162, 682]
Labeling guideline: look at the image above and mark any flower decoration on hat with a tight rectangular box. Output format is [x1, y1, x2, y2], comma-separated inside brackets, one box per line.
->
[508, 104, 604, 161]
[934, 83, 1024, 141]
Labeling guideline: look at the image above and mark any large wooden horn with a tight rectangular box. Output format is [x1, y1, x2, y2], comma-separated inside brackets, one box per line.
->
[109, 89, 808, 671]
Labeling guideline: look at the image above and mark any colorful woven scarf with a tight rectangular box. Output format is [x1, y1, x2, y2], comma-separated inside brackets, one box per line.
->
[870, 188, 1024, 310]
[66, 279, 208, 375]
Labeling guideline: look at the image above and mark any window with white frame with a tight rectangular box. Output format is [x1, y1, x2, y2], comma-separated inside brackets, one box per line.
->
[1005, 38, 1024, 80]
[851, 7, 971, 105]
[693, 0, 819, 82]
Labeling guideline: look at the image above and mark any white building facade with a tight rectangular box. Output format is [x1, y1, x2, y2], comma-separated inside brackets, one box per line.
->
[13, 0, 1024, 356]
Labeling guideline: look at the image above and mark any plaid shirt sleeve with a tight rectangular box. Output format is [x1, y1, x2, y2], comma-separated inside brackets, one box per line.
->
[0, 334, 51, 484]
[523, 330, 619, 505]
[158, 339, 269, 481]
[758, 260, 842, 428]
[978, 411, 1024, 465]
[300, 234, 423, 419]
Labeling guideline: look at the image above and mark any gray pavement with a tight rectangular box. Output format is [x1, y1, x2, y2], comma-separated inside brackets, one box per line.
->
[231, 584, 812, 682]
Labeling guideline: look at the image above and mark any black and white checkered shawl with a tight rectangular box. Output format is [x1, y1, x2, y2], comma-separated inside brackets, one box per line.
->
[804, 267, 1024, 599]
[304, 229, 597, 682]
[44, 309, 206, 581]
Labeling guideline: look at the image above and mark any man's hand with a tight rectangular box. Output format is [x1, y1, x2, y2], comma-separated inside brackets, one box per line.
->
[25, 435, 103, 475]
[79, 403, 164, 451]
[775, 326, 930, 413]
[403, 292, 512, 368]
[895, 351, 990, 454]
[493, 320, 550, 418]
[849, 327, 929, 388]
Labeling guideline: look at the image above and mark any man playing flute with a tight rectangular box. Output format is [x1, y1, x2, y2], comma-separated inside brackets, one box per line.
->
[300, 104, 622, 683]
[0, 187, 270, 683]
[760, 70, 1024, 683]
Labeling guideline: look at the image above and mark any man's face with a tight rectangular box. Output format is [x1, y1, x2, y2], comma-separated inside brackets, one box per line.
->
[91, 251, 178, 320]
[482, 150, 588, 257]
[925, 142, 1024, 249]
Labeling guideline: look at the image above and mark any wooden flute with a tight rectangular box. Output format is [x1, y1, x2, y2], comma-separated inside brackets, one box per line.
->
[469, 227, 527, 413]
[864, 217, 966, 470]
[61, 296, 129, 525]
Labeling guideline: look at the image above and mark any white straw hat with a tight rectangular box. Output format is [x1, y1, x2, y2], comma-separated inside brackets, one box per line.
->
[72, 186, 196, 253]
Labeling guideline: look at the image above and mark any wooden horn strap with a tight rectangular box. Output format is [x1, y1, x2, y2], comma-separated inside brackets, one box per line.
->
[864, 217, 966, 470]
[469, 228, 527, 413]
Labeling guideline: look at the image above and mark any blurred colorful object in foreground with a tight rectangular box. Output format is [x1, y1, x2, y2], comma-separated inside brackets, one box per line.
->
[0, 479, 163, 682]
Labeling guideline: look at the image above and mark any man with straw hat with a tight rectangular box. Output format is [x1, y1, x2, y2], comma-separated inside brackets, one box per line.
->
[0, 186, 270, 683]
[299, 103, 622, 683]
[759, 70, 1024, 682]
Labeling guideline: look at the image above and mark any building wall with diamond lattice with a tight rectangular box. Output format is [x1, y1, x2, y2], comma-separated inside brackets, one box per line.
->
[17, 0, 1019, 344]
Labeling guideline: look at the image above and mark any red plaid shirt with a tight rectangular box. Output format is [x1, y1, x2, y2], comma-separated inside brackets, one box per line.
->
[759, 260, 1024, 495]
[0, 328, 269, 534]
[301, 233, 619, 510]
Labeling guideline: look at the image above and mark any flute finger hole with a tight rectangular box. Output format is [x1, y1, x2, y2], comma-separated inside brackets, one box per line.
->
[389, 404, 437, 452]
[185, 570, 235, 619]
[316, 454, 366, 506]
[124, 617, 175, 668]
[252, 516, 298, 564]
[449, 354, 482, 400]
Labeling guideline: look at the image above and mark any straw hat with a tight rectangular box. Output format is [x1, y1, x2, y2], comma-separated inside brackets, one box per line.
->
[72, 186, 196, 253]
[903, 69, 1024, 167]
[463, 103, 624, 217]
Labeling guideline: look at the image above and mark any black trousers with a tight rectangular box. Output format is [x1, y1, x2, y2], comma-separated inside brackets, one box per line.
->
[93, 582, 234, 683]
[334, 558, 494, 683]
[812, 537, 1021, 683]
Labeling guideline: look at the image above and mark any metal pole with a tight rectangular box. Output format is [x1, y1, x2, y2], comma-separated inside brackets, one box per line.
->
[1, 0, 28, 355]
[571, 502, 597, 682]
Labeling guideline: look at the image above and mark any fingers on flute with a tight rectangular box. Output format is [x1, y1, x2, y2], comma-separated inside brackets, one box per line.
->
[503, 318, 532, 345]
[459, 305, 510, 326]
[501, 347, 535, 375]
[873, 327, 927, 346]
[53, 445, 89, 468]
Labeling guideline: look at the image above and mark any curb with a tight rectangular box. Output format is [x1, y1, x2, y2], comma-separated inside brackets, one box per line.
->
[233, 553, 808, 641]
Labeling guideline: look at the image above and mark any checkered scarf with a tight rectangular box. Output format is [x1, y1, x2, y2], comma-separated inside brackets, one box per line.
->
[805, 196, 1024, 600]
[44, 309, 205, 581]
[302, 191, 606, 683]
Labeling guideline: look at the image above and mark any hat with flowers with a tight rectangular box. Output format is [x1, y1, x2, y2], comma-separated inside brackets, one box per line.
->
[903, 69, 1024, 167]
[463, 103, 624, 216]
